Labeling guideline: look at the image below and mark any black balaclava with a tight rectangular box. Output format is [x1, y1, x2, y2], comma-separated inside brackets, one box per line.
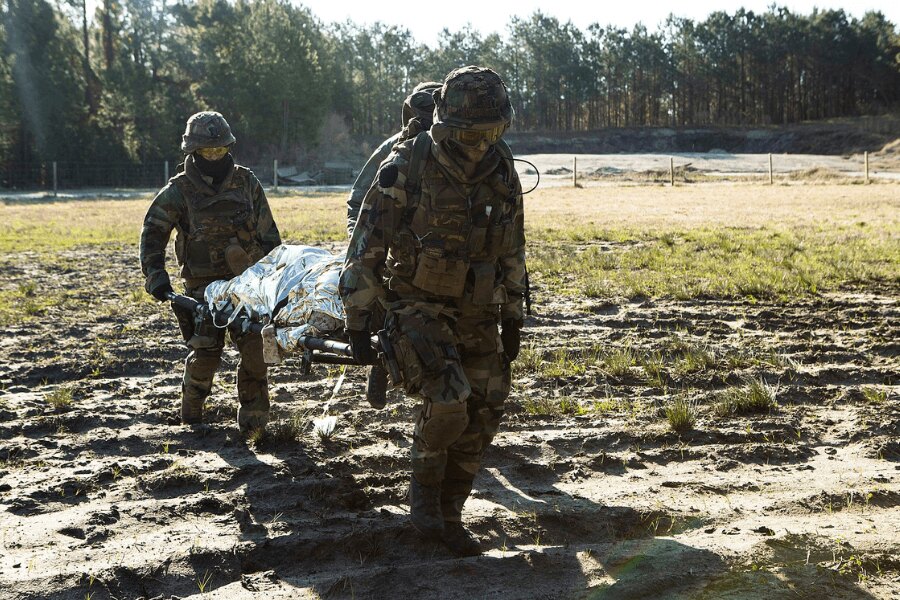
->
[193, 152, 234, 187]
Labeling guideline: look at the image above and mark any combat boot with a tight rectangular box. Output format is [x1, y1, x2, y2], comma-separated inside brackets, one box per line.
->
[237, 396, 269, 433]
[180, 385, 204, 425]
[409, 475, 444, 539]
[441, 522, 481, 557]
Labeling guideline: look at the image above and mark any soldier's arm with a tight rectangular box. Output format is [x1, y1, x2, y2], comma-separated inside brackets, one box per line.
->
[500, 173, 526, 322]
[139, 186, 181, 294]
[339, 184, 397, 331]
[347, 133, 399, 238]
[251, 175, 282, 253]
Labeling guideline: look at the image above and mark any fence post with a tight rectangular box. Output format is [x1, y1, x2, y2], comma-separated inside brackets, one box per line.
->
[164, 160, 169, 184]
[52, 161, 58, 197]
[573, 157, 577, 187]
[768, 154, 774, 185]
[669, 157, 675, 186]
[273, 159, 279, 192]
[864, 151, 869, 184]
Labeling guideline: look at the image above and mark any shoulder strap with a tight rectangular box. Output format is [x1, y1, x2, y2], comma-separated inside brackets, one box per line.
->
[495, 139, 516, 187]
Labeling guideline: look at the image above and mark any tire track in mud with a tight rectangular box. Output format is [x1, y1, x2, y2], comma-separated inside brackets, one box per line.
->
[0, 248, 898, 599]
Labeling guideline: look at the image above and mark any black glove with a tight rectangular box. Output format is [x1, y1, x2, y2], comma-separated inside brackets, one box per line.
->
[348, 329, 376, 365]
[150, 282, 174, 302]
[501, 319, 523, 361]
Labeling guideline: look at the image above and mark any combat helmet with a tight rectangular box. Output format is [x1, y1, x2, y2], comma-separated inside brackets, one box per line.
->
[181, 111, 236, 154]
[434, 66, 513, 132]
[402, 81, 443, 125]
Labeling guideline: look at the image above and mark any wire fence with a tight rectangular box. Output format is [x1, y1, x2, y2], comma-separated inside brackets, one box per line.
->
[1, 152, 896, 194]
[0, 160, 355, 192]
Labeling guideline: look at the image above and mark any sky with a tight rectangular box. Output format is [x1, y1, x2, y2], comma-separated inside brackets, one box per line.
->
[295, 0, 900, 44]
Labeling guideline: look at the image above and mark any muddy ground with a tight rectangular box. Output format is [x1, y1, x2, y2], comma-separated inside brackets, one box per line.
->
[0, 206, 899, 599]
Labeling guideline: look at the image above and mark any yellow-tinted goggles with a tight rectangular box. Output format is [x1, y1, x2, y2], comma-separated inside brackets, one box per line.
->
[450, 125, 505, 147]
[196, 146, 230, 160]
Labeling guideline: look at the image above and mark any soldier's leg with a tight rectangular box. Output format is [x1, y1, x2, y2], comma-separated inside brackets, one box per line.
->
[182, 340, 225, 424]
[175, 289, 226, 424]
[233, 330, 269, 432]
[442, 312, 510, 523]
[389, 308, 471, 538]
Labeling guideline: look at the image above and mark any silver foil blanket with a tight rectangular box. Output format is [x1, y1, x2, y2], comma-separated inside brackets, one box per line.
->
[204, 245, 345, 354]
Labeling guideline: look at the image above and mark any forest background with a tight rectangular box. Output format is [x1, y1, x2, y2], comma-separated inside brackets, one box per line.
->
[2, 0, 900, 182]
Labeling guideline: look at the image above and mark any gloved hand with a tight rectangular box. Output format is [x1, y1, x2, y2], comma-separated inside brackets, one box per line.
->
[500, 319, 523, 361]
[150, 282, 174, 302]
[348, 329, 376, 365]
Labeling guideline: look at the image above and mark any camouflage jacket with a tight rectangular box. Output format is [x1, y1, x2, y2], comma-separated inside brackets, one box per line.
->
[347, 133, 399, 238]
[339, 133, 526, 331]
[139, 155, 281, 293]
[347, 118, 432, 238]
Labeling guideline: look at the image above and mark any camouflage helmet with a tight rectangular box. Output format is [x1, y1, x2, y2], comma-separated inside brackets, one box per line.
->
[434, 66, 512, 130]
[181, 111, 236, 153]
[402, 80, 442, 125]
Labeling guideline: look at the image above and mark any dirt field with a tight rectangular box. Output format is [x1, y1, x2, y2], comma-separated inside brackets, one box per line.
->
[0, 184, 898, 599]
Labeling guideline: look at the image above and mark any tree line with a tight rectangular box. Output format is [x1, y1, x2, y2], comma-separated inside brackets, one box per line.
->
[1, 0, 899, 177]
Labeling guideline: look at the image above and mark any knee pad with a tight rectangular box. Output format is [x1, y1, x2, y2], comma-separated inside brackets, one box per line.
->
[419, 401, 470, 450]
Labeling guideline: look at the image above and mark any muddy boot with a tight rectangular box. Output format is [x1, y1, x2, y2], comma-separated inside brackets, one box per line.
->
[237, 396, 269, 434]
[409, 475, 444, 539]
[180, 383, 205, 425]
[441, 522, 481, 557]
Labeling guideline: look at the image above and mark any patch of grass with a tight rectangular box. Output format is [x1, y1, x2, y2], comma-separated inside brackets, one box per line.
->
[861, 387, 889, 405]
[665, 395, 697, 432]
[45, 386, 74, 411]
[540, 346, 602, 378]
[640, 350, 668, 388]
[715, 378, 779, 416]
[528, 224, 900, 301]
[0, 283, 61, 325]
[512, 341, 543, 377]
[268, 409, 312, 444]
[522, 395, 587, 416]
[602, 347, 637, 377]
[672, 344, 717, 376]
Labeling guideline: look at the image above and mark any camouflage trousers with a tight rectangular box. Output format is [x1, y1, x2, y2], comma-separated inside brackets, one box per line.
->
[387, 304, 511, 522]
[172, 284, 269, 429]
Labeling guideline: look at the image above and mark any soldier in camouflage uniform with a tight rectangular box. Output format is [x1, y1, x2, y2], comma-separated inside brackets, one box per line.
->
[339, 67, 526, 556]
[140, 111, 282, 432]
[346, 80, 442, 238]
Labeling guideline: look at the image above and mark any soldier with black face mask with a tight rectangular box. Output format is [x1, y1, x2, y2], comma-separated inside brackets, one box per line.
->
[140, 111, 282, 432]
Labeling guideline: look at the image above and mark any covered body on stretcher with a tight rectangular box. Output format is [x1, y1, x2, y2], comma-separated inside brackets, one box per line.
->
[202, 244, 350, 366]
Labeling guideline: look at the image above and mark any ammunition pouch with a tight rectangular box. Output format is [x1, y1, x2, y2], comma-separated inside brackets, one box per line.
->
[411, 246, 469, 297]
[487, 217, 516, 254]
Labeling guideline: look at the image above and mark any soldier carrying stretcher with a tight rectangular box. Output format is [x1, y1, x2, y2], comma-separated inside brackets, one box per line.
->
[340, 66, 527, 556]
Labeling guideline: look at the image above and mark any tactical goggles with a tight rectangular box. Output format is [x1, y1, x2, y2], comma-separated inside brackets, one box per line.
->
[449, 124, 505, 147]
[195, 146, 230, 161]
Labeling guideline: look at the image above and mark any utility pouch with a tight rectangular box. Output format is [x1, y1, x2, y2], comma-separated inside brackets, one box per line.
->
[470, 261, 496, 305]
[488, 219, 515, 254]
[411, 246, 468, 297]
[393, 334, 425, 394]
[467, 225, 488, 255]
[386, 230, 417, 278]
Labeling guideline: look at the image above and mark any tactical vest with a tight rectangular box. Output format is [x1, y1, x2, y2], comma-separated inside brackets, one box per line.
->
[171, 166, 265, 280]
[386, 133, 520, 305]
